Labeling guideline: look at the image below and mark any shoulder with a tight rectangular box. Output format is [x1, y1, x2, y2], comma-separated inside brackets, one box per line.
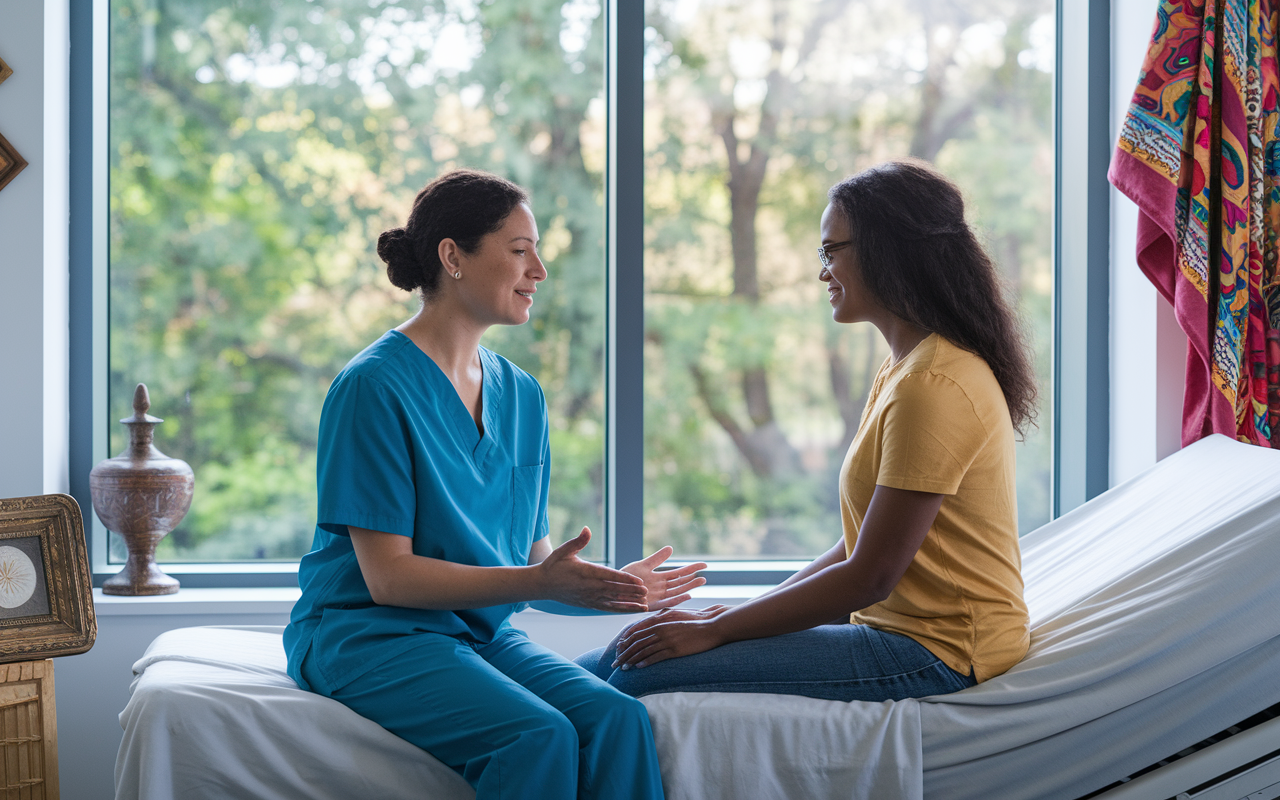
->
[337, 331, 416, 384]
[892, 336, 1009, 432]
[325, 332, 418, 409]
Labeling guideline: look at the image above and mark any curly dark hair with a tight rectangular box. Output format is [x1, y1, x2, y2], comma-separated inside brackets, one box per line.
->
[377, 169, 529, 296]
[828, 159, 1039, 437]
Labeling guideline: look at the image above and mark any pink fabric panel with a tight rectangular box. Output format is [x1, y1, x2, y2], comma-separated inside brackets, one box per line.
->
[1110, 149, 1238, 445]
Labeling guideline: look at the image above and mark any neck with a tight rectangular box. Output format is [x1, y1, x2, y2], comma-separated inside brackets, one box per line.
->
[874, 315, 931, 365]
[396, 297, 487, 377]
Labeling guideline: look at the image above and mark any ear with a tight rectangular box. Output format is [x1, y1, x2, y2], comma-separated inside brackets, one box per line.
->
[438, 238, 461, 273]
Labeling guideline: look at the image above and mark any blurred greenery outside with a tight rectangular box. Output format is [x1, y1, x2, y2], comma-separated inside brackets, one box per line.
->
[108, 0, 1053, 564]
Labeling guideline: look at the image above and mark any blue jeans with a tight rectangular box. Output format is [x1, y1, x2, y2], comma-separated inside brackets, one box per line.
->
[574, 623, 975, 702]
[303, 628, 664, 800]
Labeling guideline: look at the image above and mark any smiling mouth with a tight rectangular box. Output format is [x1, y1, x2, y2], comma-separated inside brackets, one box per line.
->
[516, 290, 534, 298]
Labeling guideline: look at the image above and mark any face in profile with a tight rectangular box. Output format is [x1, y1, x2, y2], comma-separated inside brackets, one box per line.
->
[452, 203, 547, 327]
[818, 203, 874, 325]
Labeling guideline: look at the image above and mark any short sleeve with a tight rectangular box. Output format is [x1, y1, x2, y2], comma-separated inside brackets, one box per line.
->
[876, 371, 992, 495]
[315, 374, 416, 537]
[533, 390, 552, 544]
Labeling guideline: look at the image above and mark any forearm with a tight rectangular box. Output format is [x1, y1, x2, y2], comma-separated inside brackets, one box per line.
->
[613, 487, 943, 669]
[527, 600, 612, 616]
[353, 526, 646, 613]
[712, 561, 885, 644]
[370, 554, 545, 610]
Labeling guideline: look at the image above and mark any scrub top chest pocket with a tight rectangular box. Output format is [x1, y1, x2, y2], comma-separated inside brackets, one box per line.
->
[510, 463, 545, 559]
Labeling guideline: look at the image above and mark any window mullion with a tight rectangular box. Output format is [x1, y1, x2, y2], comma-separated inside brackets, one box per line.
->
[606, 0, 645, 568]
[1053, 0, 1111, 517]
[70, 0, 110, 581]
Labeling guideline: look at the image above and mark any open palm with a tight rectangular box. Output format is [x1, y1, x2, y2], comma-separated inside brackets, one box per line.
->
[621, 547, 708, 610]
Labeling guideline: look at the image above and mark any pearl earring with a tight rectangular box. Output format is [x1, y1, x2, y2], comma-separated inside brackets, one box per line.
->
[454, 271, 461, 279]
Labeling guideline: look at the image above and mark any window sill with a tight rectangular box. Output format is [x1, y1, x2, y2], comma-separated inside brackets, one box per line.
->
[92, 562, 300, 590]
[92, 587, 300, 616]
[91, 561, 797, 591]
[90, 584, 768, 617]
[686, 584, 769, 602]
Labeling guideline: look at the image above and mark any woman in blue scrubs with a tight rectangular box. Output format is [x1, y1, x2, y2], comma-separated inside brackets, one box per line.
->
[284, 169, 700, 800]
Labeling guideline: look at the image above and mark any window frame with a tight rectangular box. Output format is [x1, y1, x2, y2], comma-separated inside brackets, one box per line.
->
[1053, 0, 1112, 515]
[69, 0, 1109, 588]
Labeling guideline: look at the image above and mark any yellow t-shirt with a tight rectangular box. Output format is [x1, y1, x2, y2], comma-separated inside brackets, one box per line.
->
[841, 333, 1029, 682]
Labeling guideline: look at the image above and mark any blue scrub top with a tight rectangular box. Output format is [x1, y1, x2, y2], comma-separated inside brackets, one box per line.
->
[284, 330, 550, 692]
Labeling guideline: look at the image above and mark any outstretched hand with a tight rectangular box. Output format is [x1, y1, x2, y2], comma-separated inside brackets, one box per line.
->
[621, 547, 708, 611]
[538, 528, 648, 613]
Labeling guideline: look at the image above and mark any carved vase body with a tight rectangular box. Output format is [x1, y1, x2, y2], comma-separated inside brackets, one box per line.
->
[90, 385, 193, 595]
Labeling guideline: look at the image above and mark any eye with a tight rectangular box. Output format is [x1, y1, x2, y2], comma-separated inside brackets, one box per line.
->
[514, 249, 526, 256]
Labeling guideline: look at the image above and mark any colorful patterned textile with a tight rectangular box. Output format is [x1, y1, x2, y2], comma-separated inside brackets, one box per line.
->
[1110, 0, 1280, 448]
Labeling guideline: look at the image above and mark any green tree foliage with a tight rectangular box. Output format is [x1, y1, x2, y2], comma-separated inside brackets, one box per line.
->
[108, 0, 1054, 565]
[110, 0, 608, 560]
[642, 0, 1054, 558]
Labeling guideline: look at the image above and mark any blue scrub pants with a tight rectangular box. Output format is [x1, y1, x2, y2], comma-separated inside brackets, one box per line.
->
[302, 628, 664, 800]
[575, 623, 976, 702]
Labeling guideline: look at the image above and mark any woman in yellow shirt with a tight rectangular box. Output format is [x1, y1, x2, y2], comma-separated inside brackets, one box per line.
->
[576, 160, 1038, 700]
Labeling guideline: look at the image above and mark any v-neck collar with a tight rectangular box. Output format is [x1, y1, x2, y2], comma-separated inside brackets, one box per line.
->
[389, 331, 503, 470]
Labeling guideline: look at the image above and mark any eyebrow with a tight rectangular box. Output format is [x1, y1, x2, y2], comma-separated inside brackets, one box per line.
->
[508, 236, 538, 244]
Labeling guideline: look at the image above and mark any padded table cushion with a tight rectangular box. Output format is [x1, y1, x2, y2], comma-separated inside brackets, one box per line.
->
[116, 435, 1280, 800]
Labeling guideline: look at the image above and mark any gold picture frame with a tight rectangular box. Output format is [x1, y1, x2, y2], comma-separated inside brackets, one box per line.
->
[0, 131, 27, 194]
[0, 495, 96, 664]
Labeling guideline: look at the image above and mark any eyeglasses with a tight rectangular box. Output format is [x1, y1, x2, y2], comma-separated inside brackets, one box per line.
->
[817, 240, 852, 269]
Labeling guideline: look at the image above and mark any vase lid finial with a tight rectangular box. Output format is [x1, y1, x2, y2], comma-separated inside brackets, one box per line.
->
[122, 382, 164, 425]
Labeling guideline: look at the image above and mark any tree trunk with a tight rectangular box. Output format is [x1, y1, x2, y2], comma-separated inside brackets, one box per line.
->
[688, 0, 855, 481]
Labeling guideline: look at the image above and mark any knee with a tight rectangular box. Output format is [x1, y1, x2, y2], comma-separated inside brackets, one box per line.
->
[572, 646, 608, 679]
[605, 665, 653, 699]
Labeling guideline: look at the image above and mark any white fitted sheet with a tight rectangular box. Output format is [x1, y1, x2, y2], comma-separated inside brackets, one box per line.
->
[115, 434, 1280, 800]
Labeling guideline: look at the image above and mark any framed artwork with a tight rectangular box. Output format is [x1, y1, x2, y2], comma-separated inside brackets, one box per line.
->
[0, 131, 26, 194]
[0, 495, 96, 664]
[0, 54, 11, 85]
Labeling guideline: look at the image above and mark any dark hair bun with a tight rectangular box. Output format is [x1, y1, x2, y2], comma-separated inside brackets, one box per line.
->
[381, 170, 529, 296]
[377, 227, 421, 292]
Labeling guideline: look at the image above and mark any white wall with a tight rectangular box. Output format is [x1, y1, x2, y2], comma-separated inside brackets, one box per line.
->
[0, 0, 69, 498]
[1109, 0, 1188, 486]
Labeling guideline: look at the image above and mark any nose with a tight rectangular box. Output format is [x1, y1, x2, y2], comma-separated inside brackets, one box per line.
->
[531, 252, 547, 282]
[819, 265, 832, 282]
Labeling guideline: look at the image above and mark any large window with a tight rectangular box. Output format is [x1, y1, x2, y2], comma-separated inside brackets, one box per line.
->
[85, 0, 1098, 583]
[108, 0, 608, 562]
[642, 0, 1055, 559]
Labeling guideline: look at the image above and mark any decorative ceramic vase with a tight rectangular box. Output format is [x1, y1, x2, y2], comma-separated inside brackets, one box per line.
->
[90, 384, 193, 595]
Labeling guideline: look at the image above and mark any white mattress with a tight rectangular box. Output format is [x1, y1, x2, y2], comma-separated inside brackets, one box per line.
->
[116, 435, 1280, 800]
[115, 626, 474, 799]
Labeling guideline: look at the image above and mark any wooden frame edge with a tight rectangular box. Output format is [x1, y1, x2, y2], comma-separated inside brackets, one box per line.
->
[0, 130, 29, 194]
[0, 495, 97, 664]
